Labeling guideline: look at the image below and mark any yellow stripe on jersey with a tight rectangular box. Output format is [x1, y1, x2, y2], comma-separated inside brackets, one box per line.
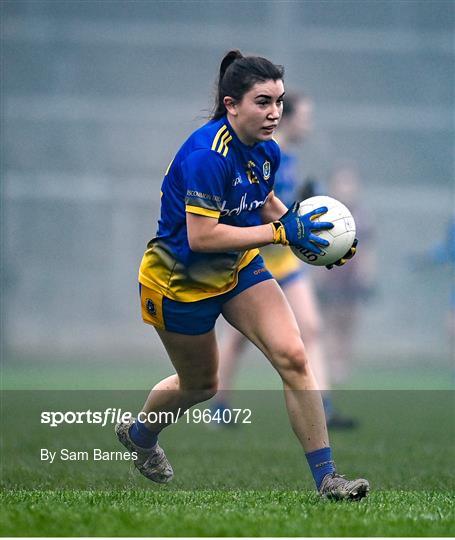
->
[221, 135, 232, 157]
[185, 205, 220, 219]
[216, 130, 230, 153]
[211, 125, 228, 151]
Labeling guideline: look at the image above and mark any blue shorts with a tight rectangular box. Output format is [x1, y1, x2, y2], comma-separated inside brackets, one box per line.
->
[139, 255, 273, 335]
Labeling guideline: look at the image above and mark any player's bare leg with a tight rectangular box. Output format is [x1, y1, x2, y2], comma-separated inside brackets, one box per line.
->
[141, 329, 219, 430]
[222, 279, 369, 499]
[116, 329, 219, 483]
[286, 278, 357, 428]
[214, 278, 329, 427]
[283, 278, 329, 391]
[217, 278, 328, 396]
[222, 279, 328, 452]
[217, 277, 355, 428]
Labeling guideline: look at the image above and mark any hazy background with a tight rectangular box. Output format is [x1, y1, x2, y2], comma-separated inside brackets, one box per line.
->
[2, 0, 454, 386]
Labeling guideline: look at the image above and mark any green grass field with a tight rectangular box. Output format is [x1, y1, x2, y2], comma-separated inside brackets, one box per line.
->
[2, 490, 452, 537]
[1, 357, 454, 536]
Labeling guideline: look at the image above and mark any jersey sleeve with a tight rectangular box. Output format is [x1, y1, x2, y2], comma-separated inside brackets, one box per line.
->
[181, 149, 230, 219]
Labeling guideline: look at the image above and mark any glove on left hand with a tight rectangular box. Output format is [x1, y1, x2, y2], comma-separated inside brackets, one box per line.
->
[326, 238, 358, 269]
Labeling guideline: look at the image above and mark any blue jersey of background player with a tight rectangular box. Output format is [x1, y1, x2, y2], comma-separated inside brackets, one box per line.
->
[273, 151, 298, 206]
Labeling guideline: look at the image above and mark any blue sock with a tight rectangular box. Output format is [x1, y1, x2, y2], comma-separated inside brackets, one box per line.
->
[305, 447, 336, 489]
[129, 418, 159, 449]
[213, 401, 228, 413]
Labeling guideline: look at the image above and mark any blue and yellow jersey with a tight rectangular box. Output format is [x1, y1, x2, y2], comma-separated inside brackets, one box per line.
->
[139, 115, 280, 302]
[260, 150, 305, 281]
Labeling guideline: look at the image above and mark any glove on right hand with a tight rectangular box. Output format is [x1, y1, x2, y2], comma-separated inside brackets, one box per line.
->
[271, 202, 334, 255]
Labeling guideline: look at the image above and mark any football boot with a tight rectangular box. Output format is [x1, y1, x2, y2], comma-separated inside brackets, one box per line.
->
[115, 417, 173, 483]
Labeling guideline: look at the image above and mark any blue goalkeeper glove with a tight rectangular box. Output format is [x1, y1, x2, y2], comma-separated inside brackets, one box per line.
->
[271, 202, 334, 254]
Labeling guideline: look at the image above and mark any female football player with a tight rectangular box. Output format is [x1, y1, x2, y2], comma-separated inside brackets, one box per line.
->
[116, 50, 368, 500]
[213, 92, 356, 428]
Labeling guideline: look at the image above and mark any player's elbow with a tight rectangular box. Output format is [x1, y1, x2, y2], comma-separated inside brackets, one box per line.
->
[186, 212, 219, 252]
[187, 232, 210, 253]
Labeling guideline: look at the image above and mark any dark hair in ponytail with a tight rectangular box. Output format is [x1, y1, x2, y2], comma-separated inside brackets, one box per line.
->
[212, 50, 284, 120]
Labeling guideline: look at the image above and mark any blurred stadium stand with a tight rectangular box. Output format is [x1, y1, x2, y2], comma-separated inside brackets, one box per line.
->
[2, 0, 454, 361]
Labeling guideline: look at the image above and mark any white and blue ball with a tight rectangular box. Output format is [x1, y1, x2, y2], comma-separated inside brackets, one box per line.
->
[291, 196, 356, 266]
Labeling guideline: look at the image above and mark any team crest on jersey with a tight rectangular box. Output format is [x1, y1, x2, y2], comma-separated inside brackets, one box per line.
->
[145, 298, 156, 316]
[263, 161, 271, 181]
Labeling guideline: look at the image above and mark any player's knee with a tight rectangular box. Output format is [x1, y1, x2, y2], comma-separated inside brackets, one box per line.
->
[274, 342, 310, 380]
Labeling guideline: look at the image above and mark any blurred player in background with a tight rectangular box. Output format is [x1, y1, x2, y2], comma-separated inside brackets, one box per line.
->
[428, 217, 455, 340]
[316, 164, 376, 384]
[412, 216, 455, 344]
[115, 50, 368, 500]
[214, 92, 357, 427]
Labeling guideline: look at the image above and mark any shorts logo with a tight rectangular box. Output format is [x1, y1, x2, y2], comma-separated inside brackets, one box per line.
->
[263, 161, 271, 181]
[145, 298, 156, 316]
